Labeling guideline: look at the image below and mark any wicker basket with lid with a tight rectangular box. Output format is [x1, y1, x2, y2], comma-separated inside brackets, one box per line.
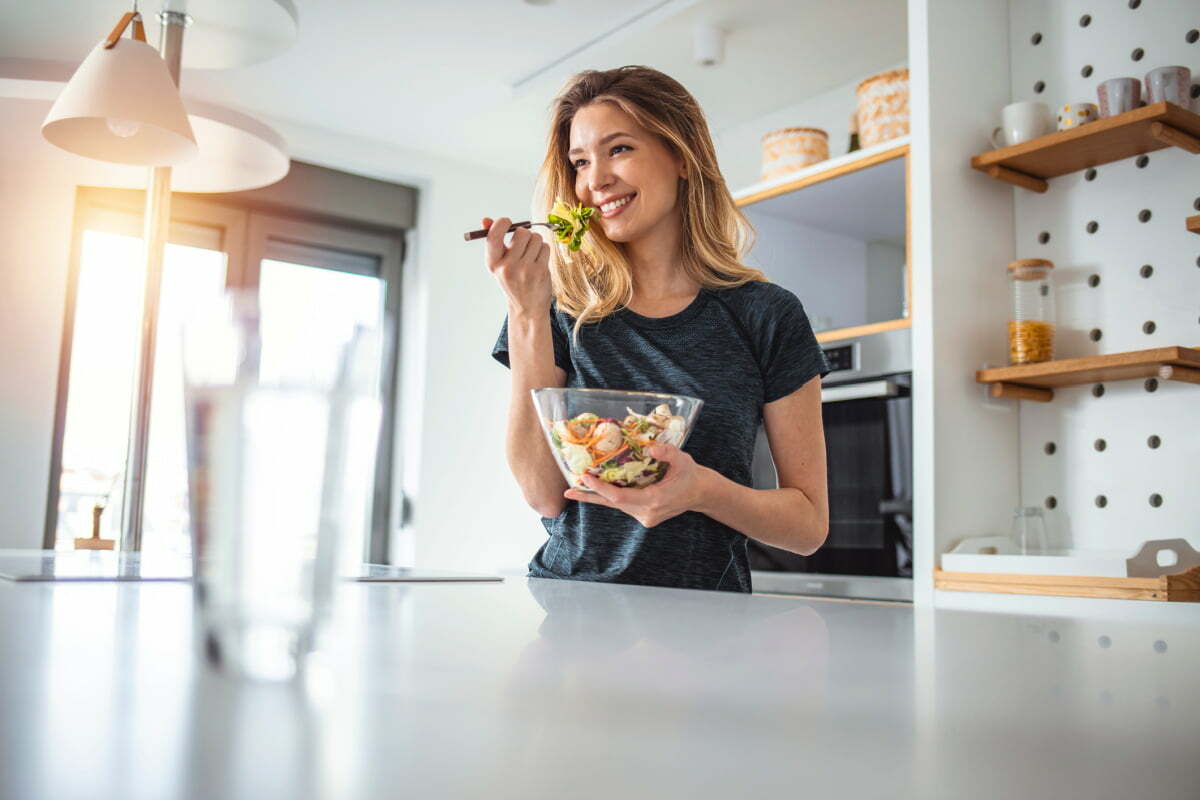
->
[856, 68, 909, 147]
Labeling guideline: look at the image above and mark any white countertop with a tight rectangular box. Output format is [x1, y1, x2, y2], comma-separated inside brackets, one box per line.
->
[1, 575, 1196, 799]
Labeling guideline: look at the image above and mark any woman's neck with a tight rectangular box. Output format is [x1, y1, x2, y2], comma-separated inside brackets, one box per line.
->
[624, 209, 698, 302]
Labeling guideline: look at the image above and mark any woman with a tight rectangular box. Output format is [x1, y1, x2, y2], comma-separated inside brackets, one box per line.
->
[486, 65, 830, 593]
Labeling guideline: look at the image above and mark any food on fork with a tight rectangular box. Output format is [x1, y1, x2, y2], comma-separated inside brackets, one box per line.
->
[545, 200, 596, 252]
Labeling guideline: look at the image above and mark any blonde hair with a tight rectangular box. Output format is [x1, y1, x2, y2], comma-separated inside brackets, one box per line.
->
[538, 65, 764, 339]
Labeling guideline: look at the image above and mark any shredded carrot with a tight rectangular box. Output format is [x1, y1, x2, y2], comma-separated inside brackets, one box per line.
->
[592, 443, 628, 467]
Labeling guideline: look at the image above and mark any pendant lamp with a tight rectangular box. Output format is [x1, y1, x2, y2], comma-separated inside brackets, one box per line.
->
[41, 9, 197, 166]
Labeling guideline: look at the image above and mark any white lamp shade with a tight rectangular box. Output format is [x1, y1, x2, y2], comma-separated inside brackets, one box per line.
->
[42, 37, 197, 166]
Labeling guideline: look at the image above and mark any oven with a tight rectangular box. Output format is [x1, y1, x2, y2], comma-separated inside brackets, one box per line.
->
[748, 328, 913, 602]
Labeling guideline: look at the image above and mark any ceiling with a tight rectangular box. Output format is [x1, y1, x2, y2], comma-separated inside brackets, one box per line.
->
[0, 0, 907, 179]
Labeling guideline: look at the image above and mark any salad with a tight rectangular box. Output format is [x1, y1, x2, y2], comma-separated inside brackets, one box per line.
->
[546, 200, 596, 252]
[547, 403, 687, 488]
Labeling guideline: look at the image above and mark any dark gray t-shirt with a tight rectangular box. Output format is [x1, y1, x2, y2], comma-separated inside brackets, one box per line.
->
[492, 280, 830, 593]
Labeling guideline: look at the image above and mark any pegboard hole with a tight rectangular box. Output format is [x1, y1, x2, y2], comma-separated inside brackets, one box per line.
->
[1084, 167, 1097, 181]
[1093, 438, 1107, 452]
[1087, 273, 1101, 287]
[1089, 327, 1102, 341]
[1131, 47, 1144, 61]
[1033, 80, 1045, 94]
[1193, 197, 1200, 212]
[1139, 264, 1153, 278]
[1142, 320, 1156, 335]
[1147, 434, 1161, 449]
[1135, 155, 1149, 168]
[1154, 639, 1167, 653]
[1188, 29, 1200, 44]
[1098, 635, 1111, 648]
[1127, 0, 1141, 8]
[1137, 209, 1152, 223]
[1045, 496, 1057, 510]
[1038, 231, 1051, 244]
[1031, 32, 1042, 45]
[1086, 220, 1099, 234]
[1044, 441, 1057, 455]
[1079, 14, 1092, 27]
[1095, 495, 1108, 508]
[1092, 383, 1105, 398]
[1081, 64, 1093, 78]
[1191, 84, 1200, 100]
[1149, 493, 1163, 508]
[1144, 377, 1158, 392]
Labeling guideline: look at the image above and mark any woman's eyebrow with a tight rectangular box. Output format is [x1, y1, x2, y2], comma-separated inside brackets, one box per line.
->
[568, 131, 634, 157]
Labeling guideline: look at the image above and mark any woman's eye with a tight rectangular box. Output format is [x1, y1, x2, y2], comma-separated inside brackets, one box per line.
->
[572, 159, 588, 169]
[611, 144, 632, 156]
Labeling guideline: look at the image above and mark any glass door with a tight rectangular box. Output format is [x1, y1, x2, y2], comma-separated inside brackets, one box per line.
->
[52, 211, 228, 555]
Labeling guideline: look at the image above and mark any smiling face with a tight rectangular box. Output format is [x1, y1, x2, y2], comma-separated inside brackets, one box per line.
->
[567, 101, 687, 245]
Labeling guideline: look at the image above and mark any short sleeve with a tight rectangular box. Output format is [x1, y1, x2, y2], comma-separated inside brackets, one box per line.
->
[757, 288, 831, 403]
[491, 302, 573, 375]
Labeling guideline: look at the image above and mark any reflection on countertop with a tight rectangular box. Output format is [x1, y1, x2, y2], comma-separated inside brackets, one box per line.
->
[0, 575, 1195, 799]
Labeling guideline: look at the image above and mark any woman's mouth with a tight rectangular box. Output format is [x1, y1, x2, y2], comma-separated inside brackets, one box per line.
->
[599, 193, 635, 219]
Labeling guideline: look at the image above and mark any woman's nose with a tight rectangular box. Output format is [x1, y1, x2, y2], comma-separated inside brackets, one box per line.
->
[588, 165, 615, 195]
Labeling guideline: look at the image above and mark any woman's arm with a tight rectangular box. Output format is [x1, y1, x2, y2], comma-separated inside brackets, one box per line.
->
[695, 376, 828, 554]
[504, 308, 569, 517]
[484, 216, 569, 518]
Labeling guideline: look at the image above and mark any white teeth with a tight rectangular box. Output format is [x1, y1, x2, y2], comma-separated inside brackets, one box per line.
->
[601, 195, 633, 212]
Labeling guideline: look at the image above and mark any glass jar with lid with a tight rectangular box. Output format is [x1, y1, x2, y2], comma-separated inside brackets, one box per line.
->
[1007, 258, 1055, 364]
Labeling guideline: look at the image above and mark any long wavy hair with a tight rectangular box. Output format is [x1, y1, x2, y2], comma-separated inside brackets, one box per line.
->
[537, 65, 764, 339]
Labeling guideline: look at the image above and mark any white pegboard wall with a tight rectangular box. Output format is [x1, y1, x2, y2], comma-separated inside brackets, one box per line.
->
[1007, 0, 1200, 554]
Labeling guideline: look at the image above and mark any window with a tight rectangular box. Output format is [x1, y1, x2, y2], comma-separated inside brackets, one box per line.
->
[46, 188, 405, 565]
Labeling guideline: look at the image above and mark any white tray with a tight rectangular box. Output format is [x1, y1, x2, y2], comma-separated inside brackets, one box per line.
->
[941, 538, 1200, 578]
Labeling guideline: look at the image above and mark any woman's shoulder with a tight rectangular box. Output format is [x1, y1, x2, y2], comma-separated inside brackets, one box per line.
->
[709, 279, 805, 321]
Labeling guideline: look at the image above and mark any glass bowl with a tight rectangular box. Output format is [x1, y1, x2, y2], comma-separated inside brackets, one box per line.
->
[531, 388, 704, 491]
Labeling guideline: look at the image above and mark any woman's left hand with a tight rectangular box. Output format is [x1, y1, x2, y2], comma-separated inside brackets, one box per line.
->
[563, 443, 710, 528]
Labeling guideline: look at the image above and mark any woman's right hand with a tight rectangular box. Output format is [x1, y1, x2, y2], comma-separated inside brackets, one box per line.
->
[483, 216, 552, 317]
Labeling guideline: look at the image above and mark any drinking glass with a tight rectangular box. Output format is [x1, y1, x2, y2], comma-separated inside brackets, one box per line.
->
[182, 290, 382, 680]
[1012, 506, 1049, 555]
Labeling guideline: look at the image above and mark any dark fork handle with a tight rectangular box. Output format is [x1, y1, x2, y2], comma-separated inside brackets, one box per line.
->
[463, 221, 550, 241]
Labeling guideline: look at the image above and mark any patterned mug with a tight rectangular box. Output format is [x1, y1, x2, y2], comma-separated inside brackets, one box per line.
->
[1057, 102, 1099, 131]
[1144, 66, 1192, 106]
[1097, 78, 1141, 117]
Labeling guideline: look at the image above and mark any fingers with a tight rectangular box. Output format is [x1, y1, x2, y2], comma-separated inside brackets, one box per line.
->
[564, 488, 616, 508]
[485, 217, 511, 268]
[509, 226, 537, 263]
[647, 443, 677, 461]
[581, 473, 633, 505]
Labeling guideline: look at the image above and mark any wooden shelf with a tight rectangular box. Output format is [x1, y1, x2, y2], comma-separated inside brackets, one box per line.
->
[970, 102, 1200, 193]
[1188, 214, 1200, 235]
[934, 566, 1200, 602]
[733, 136, 909, 206]
[976, 346, 1200, 402]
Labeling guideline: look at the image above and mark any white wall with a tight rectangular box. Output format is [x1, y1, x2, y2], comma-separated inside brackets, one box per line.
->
[0, 101, 77, 549]
[909, 0, 1021, 606]
[741, 211, 869, 332]
[0, 101, 550, 576]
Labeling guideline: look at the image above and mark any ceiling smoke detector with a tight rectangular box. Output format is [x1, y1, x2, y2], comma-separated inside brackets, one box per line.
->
[693, 22, 724, 67]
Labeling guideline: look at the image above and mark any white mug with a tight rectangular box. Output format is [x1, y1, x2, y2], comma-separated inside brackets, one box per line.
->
[991, 101, 1051, 148]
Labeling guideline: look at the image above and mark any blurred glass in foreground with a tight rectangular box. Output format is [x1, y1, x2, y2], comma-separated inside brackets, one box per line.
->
[182, 289, 382, 681]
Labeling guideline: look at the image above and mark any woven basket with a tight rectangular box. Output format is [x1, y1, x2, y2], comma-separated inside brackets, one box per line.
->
[759, 127, 829, 181]
[856, 68, 909, 147]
